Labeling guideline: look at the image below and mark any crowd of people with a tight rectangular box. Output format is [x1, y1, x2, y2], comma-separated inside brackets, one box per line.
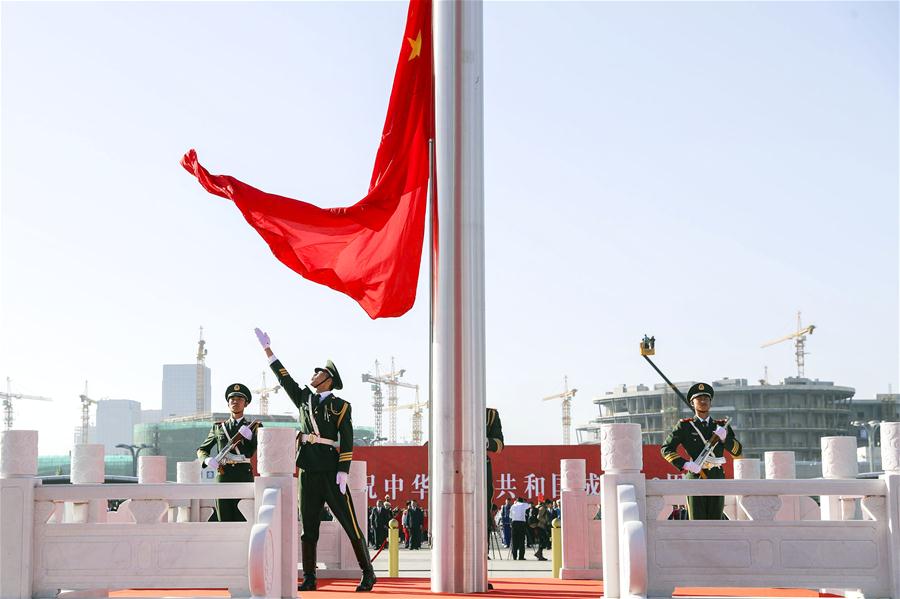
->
[368, 498, 426, 550]
[496, 496, 560, 560]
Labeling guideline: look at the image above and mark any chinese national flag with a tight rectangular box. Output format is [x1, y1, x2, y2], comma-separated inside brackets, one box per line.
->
[182, 0, 432, 319]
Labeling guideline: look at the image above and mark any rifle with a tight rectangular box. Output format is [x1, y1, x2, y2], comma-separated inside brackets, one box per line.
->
[691, 416, 731, 479]
[210, 420, 261, 468]
[639, 335, 692, 410]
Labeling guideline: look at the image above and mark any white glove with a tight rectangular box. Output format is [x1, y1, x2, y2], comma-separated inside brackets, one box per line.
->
[254, 327, 270, 349]
[336, 471, 349, 494]
[206, 457, 219, 470]
[239, 424, 253, 440]
[714, 426, 727, 441]
[683, 461, 702, 474]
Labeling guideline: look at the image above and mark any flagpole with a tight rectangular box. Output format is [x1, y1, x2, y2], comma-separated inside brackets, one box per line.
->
[431, 0, 487, 593]
[427, 136, 435, 540]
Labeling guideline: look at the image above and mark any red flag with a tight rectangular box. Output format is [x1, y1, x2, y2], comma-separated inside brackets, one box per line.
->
[182, 0, 432, 319]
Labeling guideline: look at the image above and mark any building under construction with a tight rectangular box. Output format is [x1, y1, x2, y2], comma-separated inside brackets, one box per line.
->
[576, 376, 856, 463]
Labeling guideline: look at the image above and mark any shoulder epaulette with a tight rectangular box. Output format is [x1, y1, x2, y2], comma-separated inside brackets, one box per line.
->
[715, 419, 727, 425]
[214, 421, 224, 425]
[680, 417, 693, 423]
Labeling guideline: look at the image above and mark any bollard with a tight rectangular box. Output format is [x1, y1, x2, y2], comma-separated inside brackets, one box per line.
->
[551, 518, 562, 578]
[388, 519, 400, 577]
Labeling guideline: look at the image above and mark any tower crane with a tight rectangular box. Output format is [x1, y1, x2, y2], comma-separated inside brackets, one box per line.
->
[385, 387, 427, 445]
[252, 371, 281, 417]
[78, 380, 98, 444]
[542, 376, 578, 445]
[2, 377, 51, 430]
[195, 326, 208, 415]
[361, 358, 417, 444]
[761, 311, 816, 378]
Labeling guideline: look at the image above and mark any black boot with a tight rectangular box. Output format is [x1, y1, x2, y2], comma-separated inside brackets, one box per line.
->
[351, 535, 377, 592]
[356, 568, 376, 592]
[299, 540, 317, 591]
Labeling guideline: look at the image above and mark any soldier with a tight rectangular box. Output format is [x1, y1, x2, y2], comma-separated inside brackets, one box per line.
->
[254, 327, 375, 593]
[197, 383, 261, 522]
[660, 382, 743, 520]
[486, 407, 504, 524]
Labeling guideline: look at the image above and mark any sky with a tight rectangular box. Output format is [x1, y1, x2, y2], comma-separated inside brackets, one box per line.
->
[1, 1, 897, 457]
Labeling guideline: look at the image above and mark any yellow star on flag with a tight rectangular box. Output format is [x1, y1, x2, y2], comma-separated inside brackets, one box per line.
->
[407, 30, 422, 61]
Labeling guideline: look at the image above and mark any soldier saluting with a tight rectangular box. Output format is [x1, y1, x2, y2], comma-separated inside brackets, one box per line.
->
[660, 382, 743, 520]
[197, 383, 262, 522]
[254, 327, 376, 593]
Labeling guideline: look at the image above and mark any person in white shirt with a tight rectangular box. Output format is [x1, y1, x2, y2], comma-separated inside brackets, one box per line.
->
[508, 497, 530, 560]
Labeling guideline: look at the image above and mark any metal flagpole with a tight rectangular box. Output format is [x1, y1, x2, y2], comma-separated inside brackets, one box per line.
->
[431, 0, 487, 593]
[427, 137, 435, 549]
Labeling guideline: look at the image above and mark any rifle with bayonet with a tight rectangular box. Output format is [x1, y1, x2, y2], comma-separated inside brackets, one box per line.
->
[206, 420, 262, 472]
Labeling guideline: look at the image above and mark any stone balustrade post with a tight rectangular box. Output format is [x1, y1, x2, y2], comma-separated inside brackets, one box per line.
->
[820, 436, 858, 521]
[138, 455, 166, 483]
[881, 422, 900, 475]
[879, 423, 900, 598]
[560, 458, 598, 579]
[255, 428, 298, 599]
[176, 460, 201, 522]
[727, 458, 760, 520]
[136, 455, 169, 521]
[0, 430, 39, 599]
[71, 444, 106, 523]
[765, 451, 800, 520]
[600, 423, 644, 599]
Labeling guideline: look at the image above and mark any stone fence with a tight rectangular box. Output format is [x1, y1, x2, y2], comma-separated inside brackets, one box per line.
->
[0, 428, 299, 599]
[598, 422, 900, 599]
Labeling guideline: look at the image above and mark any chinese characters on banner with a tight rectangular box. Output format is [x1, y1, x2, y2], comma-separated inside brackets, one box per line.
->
[351, 444, 729, 510]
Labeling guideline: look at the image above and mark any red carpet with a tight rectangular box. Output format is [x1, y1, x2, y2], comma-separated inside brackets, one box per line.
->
[110, 577, 843, 598]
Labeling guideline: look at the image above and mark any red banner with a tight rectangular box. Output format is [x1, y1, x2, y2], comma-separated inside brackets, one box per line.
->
[352, 444, 734, 510]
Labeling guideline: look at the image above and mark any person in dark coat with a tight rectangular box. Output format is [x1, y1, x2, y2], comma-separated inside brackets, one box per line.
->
[197, 384, 261, 522]
[660, 382, 742, 520]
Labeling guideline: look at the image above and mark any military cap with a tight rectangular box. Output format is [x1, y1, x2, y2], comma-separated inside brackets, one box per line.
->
[687, 382, 714, 403]
[315, 359, 343, 391]
[225, 383, 252, 404]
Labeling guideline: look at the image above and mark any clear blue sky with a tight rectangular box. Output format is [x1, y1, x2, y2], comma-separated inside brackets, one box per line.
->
[2, 1, 897, 456]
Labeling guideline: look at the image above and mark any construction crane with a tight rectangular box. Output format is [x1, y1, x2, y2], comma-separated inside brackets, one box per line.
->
[361, 358, 418, 444]
[195, 326, 208, 414]
[252, 371, 281, 417]
[542, 376, 578, 445]
[78, 380, 98, 444]
[761, 311, 816, 378]
[2, 377, 51, 430]
[385, 387, 427, 445]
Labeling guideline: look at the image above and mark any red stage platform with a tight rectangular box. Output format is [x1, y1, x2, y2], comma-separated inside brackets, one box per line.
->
[109, 577, 841, 598]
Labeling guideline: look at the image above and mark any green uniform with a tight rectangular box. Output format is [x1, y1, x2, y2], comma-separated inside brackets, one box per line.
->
[269, 358, 372, 584]
[486, 408, 504, 531]
[196, 416, 261, 522]
[661, 416, 742, 520]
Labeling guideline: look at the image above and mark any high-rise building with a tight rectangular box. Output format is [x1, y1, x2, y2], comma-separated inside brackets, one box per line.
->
[95, 399, 143, 454]
[162, 364, 211, 418]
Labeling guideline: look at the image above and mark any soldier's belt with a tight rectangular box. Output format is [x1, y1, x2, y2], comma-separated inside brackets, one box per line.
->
[221, 458, 250, 466]
[300, 433, 339, 447]
[701, 463, 723, 470]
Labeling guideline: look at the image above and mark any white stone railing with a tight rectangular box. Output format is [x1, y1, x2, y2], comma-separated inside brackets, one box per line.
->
[599, 422, 900, 599]
[559, 458, 602, 579]
[0, 428, 298, 599]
